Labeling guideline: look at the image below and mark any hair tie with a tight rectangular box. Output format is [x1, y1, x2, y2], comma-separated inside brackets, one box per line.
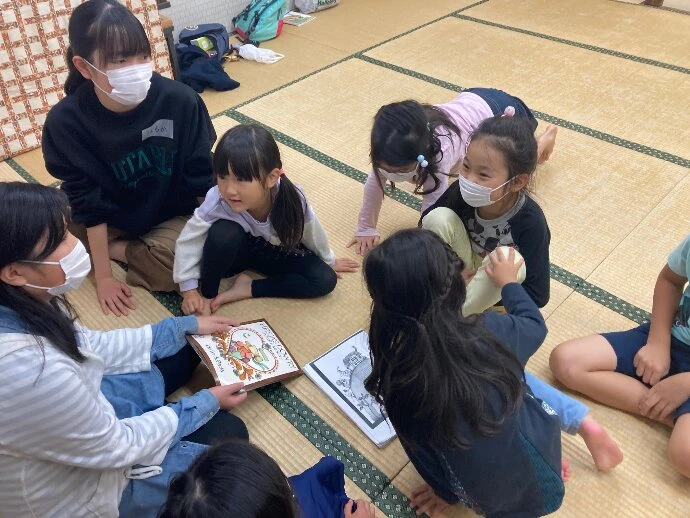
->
[416, 154, 429, 168]
[502, 106, 516, 118]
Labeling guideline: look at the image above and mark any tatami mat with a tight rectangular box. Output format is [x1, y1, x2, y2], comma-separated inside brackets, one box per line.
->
[0, 161, 23, 182]
[275, 0, 474, 54]
[202, 32, 349, 116]
[2, 0, 690, 516]
[12, 148, 55, 186]
[587, 174, 690, 312]
[466, 0, 690, 69]
[531, 293, 689, 517]
[364, 17, 690, 161]
[237, 59, 454, 174]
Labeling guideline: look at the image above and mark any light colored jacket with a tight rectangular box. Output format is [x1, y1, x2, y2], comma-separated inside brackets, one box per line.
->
[0, 311, 216, 517]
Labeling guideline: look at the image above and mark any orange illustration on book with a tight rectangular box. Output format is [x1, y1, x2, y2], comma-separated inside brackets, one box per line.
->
[211, 328, 279, 382]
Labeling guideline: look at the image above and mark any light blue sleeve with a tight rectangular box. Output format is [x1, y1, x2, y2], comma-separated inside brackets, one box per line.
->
[525, 372, 589, 435]
[667, 234, 690, 280]
[150, 316, 198, 361]
[167, 389, 219, 443]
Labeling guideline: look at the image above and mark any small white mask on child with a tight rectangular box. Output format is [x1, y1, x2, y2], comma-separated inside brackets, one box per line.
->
[22, 240, 92, 296]
[380, 165, 418, 184]
[458, 175, 513, 208]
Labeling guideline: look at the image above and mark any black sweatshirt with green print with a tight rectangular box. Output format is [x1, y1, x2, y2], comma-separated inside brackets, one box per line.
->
[42, 73, 216, 237]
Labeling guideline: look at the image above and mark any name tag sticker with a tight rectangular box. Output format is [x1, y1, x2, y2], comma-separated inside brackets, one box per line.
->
[142, 119, 174, 141]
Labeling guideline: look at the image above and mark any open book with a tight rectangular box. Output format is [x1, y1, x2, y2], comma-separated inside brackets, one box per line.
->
[188, 319, 301, 390]
[283, 11, 315, 26]
[303, 330, 396, 448]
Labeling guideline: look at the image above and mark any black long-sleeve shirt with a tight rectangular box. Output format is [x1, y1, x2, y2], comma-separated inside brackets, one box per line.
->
[421, 181, 551, 307]
[42, 73, 216, 236]
[400, 284, 564, 517]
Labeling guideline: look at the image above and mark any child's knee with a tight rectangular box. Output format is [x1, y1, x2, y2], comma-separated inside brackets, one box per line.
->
[307, 263, 337, 298]
[549, 343, 585, 388]
[205, 220, 246, 253]
[487, 246, 526, 283]
[421, 207, 460, 238]
[668, 416, 690, 477]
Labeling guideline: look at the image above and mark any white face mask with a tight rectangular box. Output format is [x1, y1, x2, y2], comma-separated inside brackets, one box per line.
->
[22, 240, 92, 296]
[86, 60, 153, 106]
[380, 164, 418, 184]
[458, 175, 513, 208]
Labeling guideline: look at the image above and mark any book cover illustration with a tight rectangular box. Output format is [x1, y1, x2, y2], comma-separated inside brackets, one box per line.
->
[189, 320, 301, 390]
[283, 11, 315, 26]
[333, 345, 385, 428]
[304, 330, 395, 447]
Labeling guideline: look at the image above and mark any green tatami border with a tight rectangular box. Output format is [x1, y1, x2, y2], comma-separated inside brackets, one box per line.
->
[453, 14, 690, 75]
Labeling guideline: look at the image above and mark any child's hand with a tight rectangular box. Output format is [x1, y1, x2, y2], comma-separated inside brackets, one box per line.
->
[410, 484, 450, 517]
[344, 499, 376, 517]
[633, 342, 671, 386]
[333, 258, 360, 279]
[485, 247, 524, 289]
[182, 289, 205, 316]
[208, 382, 247, 411]
[96, 276, 136, 317]
[347, 235, 380, 256]
[638, 373, 690, 422]
[195, 315, 240, 335]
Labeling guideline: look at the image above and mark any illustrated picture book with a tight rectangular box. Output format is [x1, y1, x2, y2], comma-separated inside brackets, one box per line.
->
[283, 10, 315, 26]
[188, 319, 301, 390]
[303, 330, 396, 448]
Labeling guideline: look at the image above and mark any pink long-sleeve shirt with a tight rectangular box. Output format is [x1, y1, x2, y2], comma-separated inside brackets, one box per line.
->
[355, 92, 494, 236]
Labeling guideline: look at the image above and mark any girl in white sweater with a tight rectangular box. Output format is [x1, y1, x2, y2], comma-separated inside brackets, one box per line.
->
[174, 124, 358, 316]
[0, 183, 248, 517]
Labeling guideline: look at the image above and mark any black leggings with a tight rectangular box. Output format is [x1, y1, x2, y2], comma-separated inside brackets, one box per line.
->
[155, 345, 248, 445]
[199, 219, 338, 300]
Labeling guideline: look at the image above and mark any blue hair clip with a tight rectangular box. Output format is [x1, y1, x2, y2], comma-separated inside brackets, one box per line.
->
[417, 154, 429, 168]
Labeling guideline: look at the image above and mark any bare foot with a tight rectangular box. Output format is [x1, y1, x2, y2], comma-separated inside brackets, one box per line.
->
[578, 415, 624, 472]
[210, 273, 253, 312]
[536, 124, 558, 164]
[108, 239, 129, 263]
[561, 458, 571, 482]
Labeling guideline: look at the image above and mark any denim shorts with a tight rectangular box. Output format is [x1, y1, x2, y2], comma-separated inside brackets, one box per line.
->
[466, 87, 538, 132]
[602, 322, 690, 419]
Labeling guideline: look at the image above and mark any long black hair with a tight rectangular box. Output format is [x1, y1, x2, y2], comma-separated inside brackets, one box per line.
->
[363, 228, 524, 449]
[64, 0, 151, 95]
[214, 124, 305, 249]
[470, 116, 538, 192]
[0, 183, 84, 363]
[159, 440, 299, 518]
[370, 100, 461, 196]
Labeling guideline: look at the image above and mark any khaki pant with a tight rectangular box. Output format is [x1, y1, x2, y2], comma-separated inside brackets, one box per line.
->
[71, 216, 189, 293]
[421, 207, 526, 316]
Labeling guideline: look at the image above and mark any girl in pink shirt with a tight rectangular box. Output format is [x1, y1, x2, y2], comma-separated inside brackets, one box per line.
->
[348, 88, 558, 255]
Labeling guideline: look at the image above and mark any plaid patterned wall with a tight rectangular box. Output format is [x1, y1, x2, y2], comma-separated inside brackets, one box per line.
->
[0, 0, 172, 161]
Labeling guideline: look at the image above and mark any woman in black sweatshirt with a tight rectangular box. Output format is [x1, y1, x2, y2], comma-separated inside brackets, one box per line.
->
[42, 0, 215, 316]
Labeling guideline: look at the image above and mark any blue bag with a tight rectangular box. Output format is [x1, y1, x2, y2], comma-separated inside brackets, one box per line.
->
[232, 0, 286, 43]
[178, 23, 230, 61]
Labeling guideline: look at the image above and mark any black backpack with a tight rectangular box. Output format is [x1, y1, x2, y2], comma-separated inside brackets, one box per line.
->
[178, 23, 230, 61]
